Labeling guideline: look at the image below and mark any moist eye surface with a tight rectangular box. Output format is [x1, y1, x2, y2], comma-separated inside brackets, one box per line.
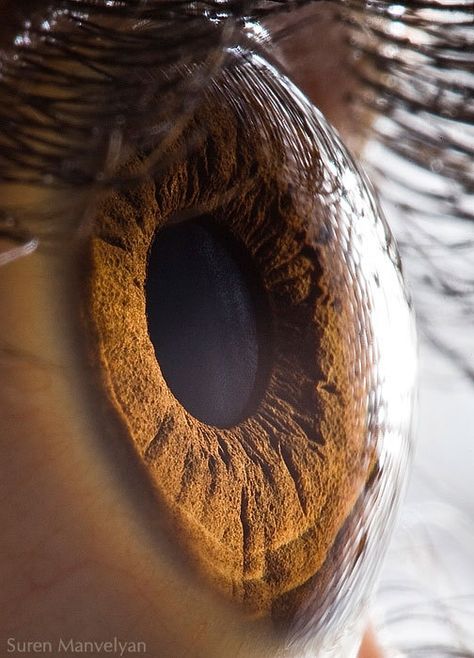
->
[83, 55, 416, 631]
[145, 217, 270, 428]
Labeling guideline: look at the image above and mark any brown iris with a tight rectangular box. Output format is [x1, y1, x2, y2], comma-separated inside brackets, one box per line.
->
[81, 69, 374, 626]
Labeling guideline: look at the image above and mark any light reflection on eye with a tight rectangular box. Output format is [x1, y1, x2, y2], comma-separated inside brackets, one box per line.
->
[80, 48, 416, 645]
[9, 0, 472, 656]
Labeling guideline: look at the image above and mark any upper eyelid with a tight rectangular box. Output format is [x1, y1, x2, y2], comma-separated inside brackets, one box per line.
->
[0, 4, 267, 190]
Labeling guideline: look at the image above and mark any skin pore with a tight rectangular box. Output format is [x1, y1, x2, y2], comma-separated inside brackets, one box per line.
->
[0, 2, 398, 656]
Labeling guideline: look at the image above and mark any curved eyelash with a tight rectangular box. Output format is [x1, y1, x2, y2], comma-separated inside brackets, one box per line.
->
[0, 13, 225, 189]
[58, 0, 315, 20]
[4, 0, 470, 194]
[0, 0, 323, 193]
[341, 0, 474, 384]
[1, 0, 471, 195]
[346, 0, 474, 219]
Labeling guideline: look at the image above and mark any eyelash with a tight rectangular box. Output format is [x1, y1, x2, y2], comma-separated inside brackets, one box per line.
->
[0, 0, 472, 380]
[342, 0, 474, 382]
[0, 1, 323, 188]
[0, 1, 470, 182]
[1, 0, 469, 184]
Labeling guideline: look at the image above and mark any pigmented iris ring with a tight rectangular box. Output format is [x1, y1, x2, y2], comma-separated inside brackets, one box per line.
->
[82, 57, 396, 626]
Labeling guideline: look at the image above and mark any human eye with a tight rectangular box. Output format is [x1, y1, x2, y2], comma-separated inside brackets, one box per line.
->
[4, 0, 468, 656]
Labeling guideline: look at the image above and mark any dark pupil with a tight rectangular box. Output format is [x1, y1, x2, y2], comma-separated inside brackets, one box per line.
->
[146, 218, 268, 428]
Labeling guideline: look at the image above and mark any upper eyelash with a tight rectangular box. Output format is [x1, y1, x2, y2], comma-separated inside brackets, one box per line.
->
[0, 0, 324, 192]
[342, 0, 474, 384]
[57, 0, 315, 20]
[1, 0, 471, 185]
[346, 0, 474, 212]
[1, 2, 473, 330]
[0, 13, 222, 187]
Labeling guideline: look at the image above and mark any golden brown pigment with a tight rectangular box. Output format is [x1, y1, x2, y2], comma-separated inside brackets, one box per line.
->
[81, 80, 375, 625]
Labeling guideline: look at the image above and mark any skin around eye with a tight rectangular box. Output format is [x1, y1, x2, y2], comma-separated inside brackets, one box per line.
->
[79, 51, 416, 651]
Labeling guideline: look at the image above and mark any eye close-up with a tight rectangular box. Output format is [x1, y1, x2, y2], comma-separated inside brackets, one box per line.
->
[0, 2, 472, 658]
